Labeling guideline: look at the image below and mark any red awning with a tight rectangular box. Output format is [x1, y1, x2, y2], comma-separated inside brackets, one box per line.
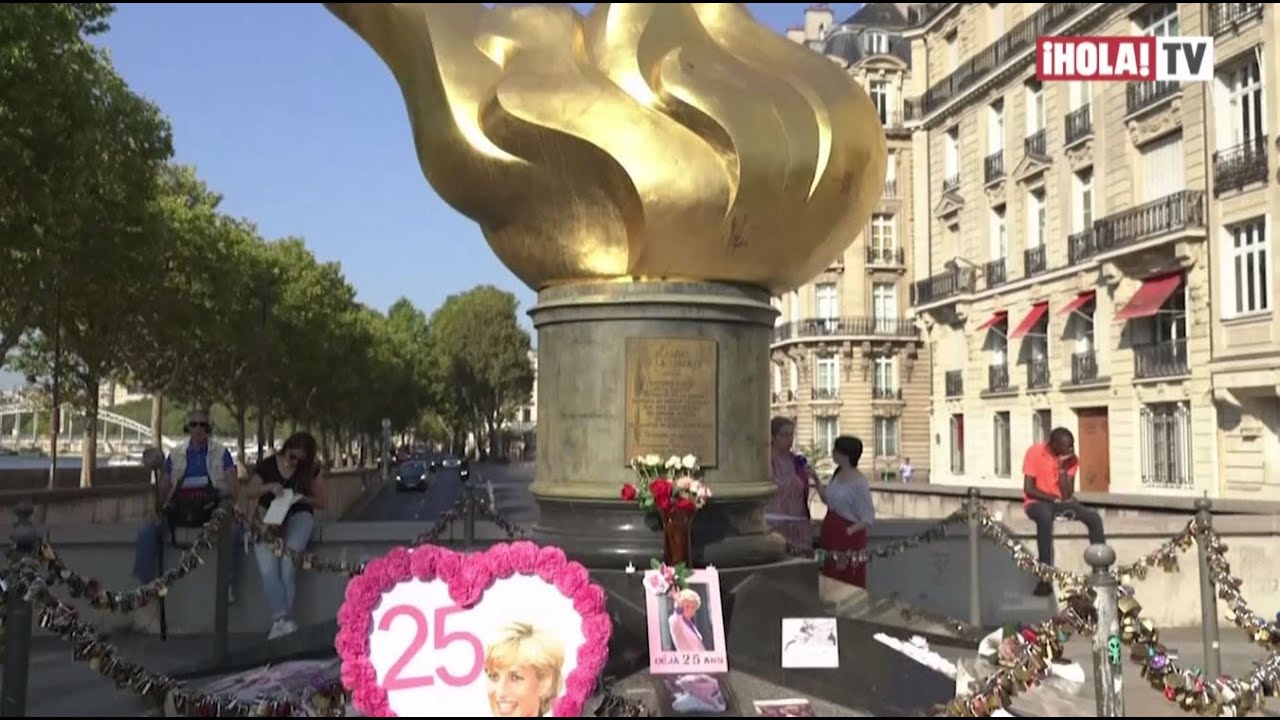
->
[976, 310, 1008, 331]
[1059, 291, 1096, 316]
[1010, 302, 1050, 340]
[1115, 273, 1184, 321]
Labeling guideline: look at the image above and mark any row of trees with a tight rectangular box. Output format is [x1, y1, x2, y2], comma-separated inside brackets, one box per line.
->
[0, 4, 534, 483]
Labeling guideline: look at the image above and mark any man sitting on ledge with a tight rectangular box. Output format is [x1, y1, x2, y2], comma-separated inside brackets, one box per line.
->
[1022, 427, 1106, 597]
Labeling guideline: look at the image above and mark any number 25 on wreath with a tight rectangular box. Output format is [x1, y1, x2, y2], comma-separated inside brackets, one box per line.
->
[378, 604, 484, 690]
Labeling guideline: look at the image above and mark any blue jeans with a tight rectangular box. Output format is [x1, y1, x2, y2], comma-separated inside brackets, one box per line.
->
[253, 511, 315, 620]
[133, 519, 243, 590]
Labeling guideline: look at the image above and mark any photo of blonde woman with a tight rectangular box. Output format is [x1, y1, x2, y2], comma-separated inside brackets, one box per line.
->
[484, 622, 566, 718]
[666, 588, 708, 653]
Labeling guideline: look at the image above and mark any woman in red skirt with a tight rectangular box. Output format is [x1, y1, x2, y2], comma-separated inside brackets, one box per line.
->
[817, 436, 876, 588]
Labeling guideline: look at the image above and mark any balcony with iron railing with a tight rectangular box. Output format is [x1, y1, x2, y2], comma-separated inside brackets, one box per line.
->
[984, 151, 1005, 184]
[942, 174, 961, 194]
[883, 178, 899, 198]
[1209, 2, 1262, 34]
[1213, 136, 1269, 195]
[1064, 104, 1093, 146]
[812, 386, 840, 401]
[1026, 357, 1051, 390]
[907, 3, 1093, 118]
[1024, 246, 1046, 276]
[872, 387, 903, 401]
[772, 316, 918, 343]
[867, 246, 906, 266]
[1134, 339, 1188, 380]
[987, 364, 1011, 393]
[1069, 350, 1099, 385]
[1024, 128, 1048, 159]
[985, 258, 1007, 288]
[1067, 190, 1205, 264]
[912, 267, 977, 305]
[771, 390, 797, 403]
[944, 369, 963, 397]
[1126, 80, 1180, 115]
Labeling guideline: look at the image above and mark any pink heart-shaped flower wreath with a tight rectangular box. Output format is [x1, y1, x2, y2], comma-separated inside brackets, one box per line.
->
[335, 541, 612, 717]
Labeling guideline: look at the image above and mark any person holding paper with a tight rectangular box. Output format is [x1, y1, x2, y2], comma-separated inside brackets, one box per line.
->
[245, 432, 328, 639]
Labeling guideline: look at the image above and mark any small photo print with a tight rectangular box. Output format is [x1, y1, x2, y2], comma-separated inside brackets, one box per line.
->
[781, 617, 839, 669]
[645, 568, 729, 675]
[753, 698, 816, 717]
[653, 673, 734, 716]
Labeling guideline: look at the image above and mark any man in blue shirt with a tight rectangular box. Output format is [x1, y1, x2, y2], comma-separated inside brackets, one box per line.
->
[130, 409, 243, 634]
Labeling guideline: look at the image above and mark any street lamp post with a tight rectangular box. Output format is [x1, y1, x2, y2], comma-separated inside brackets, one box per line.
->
[381, 417, 392, 482]
[256, 280, 275, 461]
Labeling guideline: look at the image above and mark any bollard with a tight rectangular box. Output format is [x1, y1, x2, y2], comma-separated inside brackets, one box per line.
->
[2, 502, 41, 717]
[1194, 497, 1222, 678]
[967, 487, 982, 627]
[1085, 543, 1124, 717]
[211, 515, 232, 667]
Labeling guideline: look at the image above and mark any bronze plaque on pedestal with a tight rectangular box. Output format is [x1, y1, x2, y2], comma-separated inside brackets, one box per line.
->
[624, 337, 718, 465]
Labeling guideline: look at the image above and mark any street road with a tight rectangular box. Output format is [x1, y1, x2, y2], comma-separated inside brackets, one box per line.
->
[357, 466, 465, 521]
[354, 461, 539, 528]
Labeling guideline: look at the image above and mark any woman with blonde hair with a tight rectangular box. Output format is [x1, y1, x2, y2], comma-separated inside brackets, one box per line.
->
[667, 588, 706, 652]
[484, 622, 565, 717]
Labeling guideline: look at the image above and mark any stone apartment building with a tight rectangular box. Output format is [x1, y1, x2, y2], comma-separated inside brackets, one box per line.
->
[904, 3, 1277, 499]
[776, 4, 931, 481]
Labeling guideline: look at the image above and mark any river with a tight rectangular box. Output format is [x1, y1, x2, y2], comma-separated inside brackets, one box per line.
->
[0, 456, 141, 470]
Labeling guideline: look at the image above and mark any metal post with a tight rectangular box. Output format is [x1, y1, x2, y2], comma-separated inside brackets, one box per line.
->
[463, 483, 476, 551]
[1085, 543, 1124, 717]
[967, 487, 982, 627]
[1194, 496, 1222, 678]
[211, 518, 232, 666]
[380, 418, 392, 483]
[256, 281, 273, 462]
[2, 502, 41, 717]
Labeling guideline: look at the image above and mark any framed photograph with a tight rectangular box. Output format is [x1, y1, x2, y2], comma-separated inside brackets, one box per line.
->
[651, 673, 735, 716]
[781, 618, 839, 669]
[753, 698, 816, 717]
[645, 568, 729, 675]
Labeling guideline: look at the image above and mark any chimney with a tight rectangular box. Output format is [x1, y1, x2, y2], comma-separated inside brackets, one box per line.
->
[804, 3, 834, 40]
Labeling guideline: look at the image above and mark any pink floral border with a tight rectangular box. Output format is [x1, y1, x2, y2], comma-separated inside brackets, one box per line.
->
[335, 541, 612, 717]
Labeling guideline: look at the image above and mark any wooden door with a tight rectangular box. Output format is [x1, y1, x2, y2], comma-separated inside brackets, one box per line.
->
[1076, 408, 1111, 493]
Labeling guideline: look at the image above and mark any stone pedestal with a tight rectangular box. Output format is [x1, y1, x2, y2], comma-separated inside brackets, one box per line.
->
[528, 280, 785, 569]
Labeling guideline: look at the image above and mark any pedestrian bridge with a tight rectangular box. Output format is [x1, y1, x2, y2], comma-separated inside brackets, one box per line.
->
[0, 402, 180, 452]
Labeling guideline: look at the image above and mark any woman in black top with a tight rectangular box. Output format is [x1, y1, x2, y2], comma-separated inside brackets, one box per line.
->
[245, 432, 328, 639]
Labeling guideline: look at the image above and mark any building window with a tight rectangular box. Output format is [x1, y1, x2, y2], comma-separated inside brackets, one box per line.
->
[788, 359, 798, 391]
[993, 411, 1012, 477]
[869, 79, 891, 125]
[1033, 410, 1052, 445]
[815, 282, 839, 320]
[989, 207, 1007, 259]
[884, 151, 897, 197]
[1073, 170, 1093, 234]
[864, 30, 888, 55]
[874, 416, 899, 457]
[788, 289, 800, 322]
[872, 282, 897, 329]
[1068, 80, 1089, 111]
[1139, 3, 1180, 37]
[944, 30, 958, 73]
[987, 100, 1004, 152]
[773, 364, 783, 394]
[1140, 133, 1185, 203]
[521, 407, 532, 423]
[1026, 188, 1046, 248]
[873, 355, 896, 394]
[1024, 80, 1045, 134]
[1225, 217, 1270, 316]
[1140, 401, 1193, 488]
[815, 354, 839, 392]
[949, 414, 965, 474]
[945, 126, 960, 179]
[871, 214, 897, 255]
[815, 416, 839, 454]
[1217, 57, 1265, 149]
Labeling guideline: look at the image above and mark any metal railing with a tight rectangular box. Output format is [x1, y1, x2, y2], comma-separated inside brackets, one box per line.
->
[867, 246, 905, 266]
[812, 387, 839, 400]
[772, 316, 918, 343]
[1209, 2, 1262, 34]
[1126, 80, 1180, 115]
[1024, 128, 1048, 159]
[872, 387, 903, 401]
[944, 369, 964, 397]
[1024, 246, 1046, 276]
[1134, 338, 1189, 379]
[1027, 357, 1051, 389]
[985, 258, 1007, 288]
[987, 364, 1011, 392]
[942, 174, 961, 194]
[1070, 350, 1099, 384]
[1070, 190, 1205, 263]
[984, 151, 1005, 184]
[1213, 136, 1269, 195]
[913, 267, 977, 305]
[1064, 103, 1093, 145]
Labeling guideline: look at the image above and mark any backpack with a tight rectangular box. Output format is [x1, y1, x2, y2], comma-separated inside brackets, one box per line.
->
[166, 482, 221, 542]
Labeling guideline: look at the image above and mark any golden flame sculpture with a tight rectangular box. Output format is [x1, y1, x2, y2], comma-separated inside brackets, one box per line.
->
[326, 3, 887, 294]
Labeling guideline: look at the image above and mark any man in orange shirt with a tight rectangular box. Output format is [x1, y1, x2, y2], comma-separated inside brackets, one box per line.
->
[1023, 427, 1106, 596]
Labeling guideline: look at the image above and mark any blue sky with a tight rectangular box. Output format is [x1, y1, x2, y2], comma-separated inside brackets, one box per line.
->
[2, 2, 860, 389]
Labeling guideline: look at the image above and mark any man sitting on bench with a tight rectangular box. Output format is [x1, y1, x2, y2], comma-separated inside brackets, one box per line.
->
[1022, 427, 1106, 597]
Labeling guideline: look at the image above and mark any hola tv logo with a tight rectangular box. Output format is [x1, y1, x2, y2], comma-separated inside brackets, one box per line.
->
[1037, 35, 1214, 82]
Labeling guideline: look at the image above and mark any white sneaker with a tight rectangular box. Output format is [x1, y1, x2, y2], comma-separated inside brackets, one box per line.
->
[278, 618, 299, 637]
[267, 618, 287, 640]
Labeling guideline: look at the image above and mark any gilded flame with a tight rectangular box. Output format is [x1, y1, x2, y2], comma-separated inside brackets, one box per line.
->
[325, 2, 887, 294]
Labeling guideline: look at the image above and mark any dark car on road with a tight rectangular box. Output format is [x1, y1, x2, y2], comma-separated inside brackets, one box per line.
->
[394, 460, 430, 492]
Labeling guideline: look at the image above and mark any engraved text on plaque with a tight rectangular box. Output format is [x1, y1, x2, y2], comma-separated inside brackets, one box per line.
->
[624, 337, 718, 465]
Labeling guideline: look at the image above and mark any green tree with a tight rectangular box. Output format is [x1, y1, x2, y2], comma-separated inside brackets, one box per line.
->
[427, 286, 534, 457]
[0, 3, 118, 362]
